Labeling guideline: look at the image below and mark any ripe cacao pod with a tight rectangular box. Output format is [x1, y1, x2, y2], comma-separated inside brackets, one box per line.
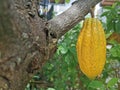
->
[76, 18, 106, 79]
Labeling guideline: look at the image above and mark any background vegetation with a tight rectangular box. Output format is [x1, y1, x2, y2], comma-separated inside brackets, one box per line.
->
[25, 2, 120, 90]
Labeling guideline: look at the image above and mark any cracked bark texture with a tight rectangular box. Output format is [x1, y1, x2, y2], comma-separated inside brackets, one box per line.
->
[0, 0, 101, 90]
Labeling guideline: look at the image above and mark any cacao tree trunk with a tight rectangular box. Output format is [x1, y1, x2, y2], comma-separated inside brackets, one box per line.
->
[0, 0, 101, 90]
[0, 0, 49, 89]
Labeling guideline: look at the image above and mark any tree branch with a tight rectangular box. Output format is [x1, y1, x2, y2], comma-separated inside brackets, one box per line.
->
[48, 0, 101, 38]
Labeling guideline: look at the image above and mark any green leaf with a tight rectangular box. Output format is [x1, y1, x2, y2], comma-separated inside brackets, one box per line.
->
[65, 54, 70, 64]
[47, 88, 55, 90]
[88, 80, 104, 89]
[110, 47, 118, 57]
[107, 78, 118, 87]
[80, 77, 91, 86]
[109, 87, 117, 90]
[101, 11, 109, 17]
[65, 0, 70, 3]
[103, 6, 112, 10]
[115, 21, 120, 33]
[106, 31, 113, 39]
[60, 48, 68, 54]
[69, 46, 76, 54]
[55, 0, 59, 3]
[106, 19, 114, 32]
[57, 45, 68, 54]
[109, 44, 120, 58]
[112, 3, 117, 9]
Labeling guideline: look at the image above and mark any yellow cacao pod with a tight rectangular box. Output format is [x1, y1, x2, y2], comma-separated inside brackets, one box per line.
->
[76, 18, 106, 79]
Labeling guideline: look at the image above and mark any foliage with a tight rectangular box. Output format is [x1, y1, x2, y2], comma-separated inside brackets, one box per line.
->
[101, 1, 120, 33]
[55, 0, 70, 3]
[26, 2, 120, 90]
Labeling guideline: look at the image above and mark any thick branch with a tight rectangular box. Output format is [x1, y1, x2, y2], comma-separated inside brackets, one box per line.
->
[48, 0, 101, 38]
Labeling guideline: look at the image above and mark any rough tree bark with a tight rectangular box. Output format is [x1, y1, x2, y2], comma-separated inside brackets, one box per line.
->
[0, 0, 101, 90]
